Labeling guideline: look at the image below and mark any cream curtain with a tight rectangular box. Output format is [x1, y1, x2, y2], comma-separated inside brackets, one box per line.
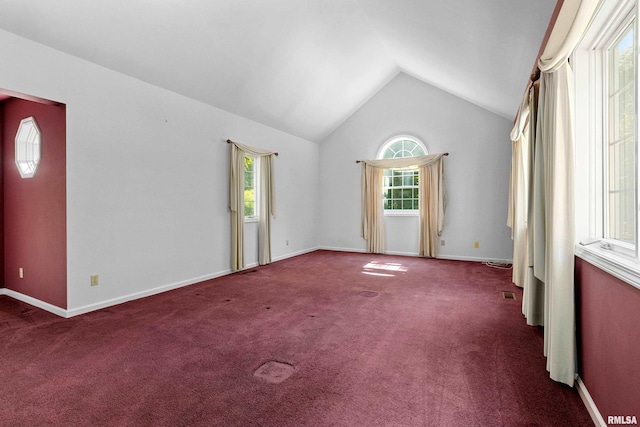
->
[361, 164, 385, 253]
[508, 0, 599, 387]
[523, 84, 546, 327]
[228, 141, 277, 271]
[419, 157, 446, 257]
[229, 143, 246, 271]
[509, 92, 531, 288]
[361, 153, 446, 256]
[509, 83, 546, 323]
[258, 154, 275, 265]
[538, 0, 601, 72]
[537, 62, 577, 386]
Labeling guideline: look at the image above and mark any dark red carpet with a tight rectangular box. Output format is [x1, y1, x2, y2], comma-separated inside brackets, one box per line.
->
[1, 250, 592, 426]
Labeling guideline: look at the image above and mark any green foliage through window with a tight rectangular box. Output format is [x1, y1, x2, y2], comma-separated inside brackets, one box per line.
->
[244, 156, 256, 217]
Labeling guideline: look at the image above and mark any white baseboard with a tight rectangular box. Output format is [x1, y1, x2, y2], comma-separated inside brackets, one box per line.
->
[272, 246, 320, 262]
[239, 247, 321, 270]
[576, 376, 606, 427]
[318, 246, 513, 264]
[66, 269, 234, 318]
[1, 247, 512, 319]
[0, 288, 68, 317]
[318, 246, 367, 254]
[436, 254, 513, 264]
[69, 248, 324, 316]
[1, 248, 323, 318]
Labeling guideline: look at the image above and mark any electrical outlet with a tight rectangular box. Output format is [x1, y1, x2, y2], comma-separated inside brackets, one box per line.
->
[440, 240, 445, 246]
[19, 267, 24, 279]
[286, 240, 289, 246]
[90, 275, 99, 286]
[474, 241, 480, 248]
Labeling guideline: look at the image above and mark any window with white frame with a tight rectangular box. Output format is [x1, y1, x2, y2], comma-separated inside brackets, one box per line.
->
[574, 0, 639, 269]
[378, 136, 427, 212]
[606, 19, 636, 246]
[244, 155, 259, 220]
[15, 116, 41, 178]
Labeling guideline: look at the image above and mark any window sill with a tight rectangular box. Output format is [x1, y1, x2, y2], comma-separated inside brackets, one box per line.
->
[384, 210, 418, 217]
[575, 243, 640, 291]
[244, 217, 259, 223]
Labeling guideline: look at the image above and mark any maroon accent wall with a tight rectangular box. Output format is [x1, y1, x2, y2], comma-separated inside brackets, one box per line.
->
[575, 257, 640, 420]
[0, 103, 4, 285]
[2, 98, 67, 309]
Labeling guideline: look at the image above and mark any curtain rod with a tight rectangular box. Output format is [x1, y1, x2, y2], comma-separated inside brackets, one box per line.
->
[226, 139, 279, 156]
[355, 152, 449, 163]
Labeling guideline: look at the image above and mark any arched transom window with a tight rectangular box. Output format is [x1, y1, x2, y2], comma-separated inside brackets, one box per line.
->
[377, 136, 427, 211]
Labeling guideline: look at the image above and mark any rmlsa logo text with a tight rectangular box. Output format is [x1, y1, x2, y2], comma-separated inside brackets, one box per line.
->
[608, 415, 638, 425]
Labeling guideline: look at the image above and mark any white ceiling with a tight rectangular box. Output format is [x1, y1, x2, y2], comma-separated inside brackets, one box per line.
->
[0, 0, 556, 142]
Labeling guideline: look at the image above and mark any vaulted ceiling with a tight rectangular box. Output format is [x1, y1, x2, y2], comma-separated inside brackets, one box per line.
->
[0, 1, 556, 142]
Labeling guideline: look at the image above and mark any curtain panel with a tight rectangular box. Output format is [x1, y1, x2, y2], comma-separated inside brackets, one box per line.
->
[228, 141, 277, 271]
[229, 143, 246, 271]
[537, 62, 577, 386]
[534, 0, 599, 387]
[509, 83, 546, 325]
[361, 153, 446, 256]
[361, 164, 385, 253]
[507, 0, 599, 387]
[258, 155, 275, 265]
[523, 84, 546, 328]
[509, 90, 532, 288]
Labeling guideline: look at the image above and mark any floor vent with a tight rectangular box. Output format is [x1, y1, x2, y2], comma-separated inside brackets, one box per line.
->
[254, 360, 295, 384]
[501, 291, 516, 300]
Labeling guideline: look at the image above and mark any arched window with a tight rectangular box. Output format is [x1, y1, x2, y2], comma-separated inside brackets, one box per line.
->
[377, 136, 427, 211]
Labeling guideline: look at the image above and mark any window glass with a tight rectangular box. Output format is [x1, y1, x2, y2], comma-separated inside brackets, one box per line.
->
[244, 155, 257, 218]
[15, 116, 41, 178]
[606, 22, 636, 245]
[378, 137, 427, 211]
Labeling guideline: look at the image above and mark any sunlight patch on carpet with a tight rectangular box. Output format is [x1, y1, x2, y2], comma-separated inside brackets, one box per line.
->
[362, 261, 407, 277]
[253, 360, 295, 384]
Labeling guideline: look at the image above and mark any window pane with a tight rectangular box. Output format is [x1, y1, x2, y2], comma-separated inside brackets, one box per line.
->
[388, 140, 404, 157]
[607, 24, 636, 245]
[383, 139, 426, 159]
[411, 144, 426, 157]
[380, 137, 426, 211]
[244, 156, 256, 217]
[244, 202, 254, 217]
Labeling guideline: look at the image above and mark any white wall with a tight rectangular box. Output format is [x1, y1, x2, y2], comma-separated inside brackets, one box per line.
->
[319, 73, 513, 262]
[0, 29, 319, 314]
